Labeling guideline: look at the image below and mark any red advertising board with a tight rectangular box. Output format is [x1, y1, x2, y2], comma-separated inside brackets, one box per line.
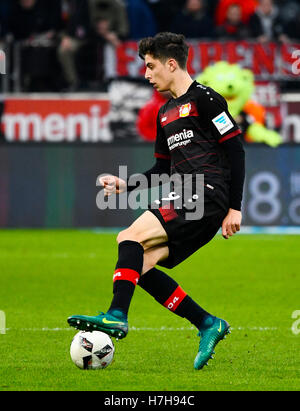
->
[1, 91, 300, 143]
[104, 41, 300, 80]
[1, 96, 111, 142]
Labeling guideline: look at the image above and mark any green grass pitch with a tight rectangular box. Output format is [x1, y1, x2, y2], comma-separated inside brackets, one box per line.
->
[0, 229, 299, 391]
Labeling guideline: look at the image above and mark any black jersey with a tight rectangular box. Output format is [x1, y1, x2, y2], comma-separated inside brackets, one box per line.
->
[154, 81, 242, 194]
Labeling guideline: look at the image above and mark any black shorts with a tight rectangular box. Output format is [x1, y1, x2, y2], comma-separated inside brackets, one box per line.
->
[148, 187, 228, 269]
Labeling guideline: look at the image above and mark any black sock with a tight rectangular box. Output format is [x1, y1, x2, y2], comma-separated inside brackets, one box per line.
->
[107, 240, 144, 318]
[138, 267, 211, 329]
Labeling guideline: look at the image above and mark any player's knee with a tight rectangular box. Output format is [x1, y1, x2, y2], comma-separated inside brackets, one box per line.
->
[116, 228, 141, 245]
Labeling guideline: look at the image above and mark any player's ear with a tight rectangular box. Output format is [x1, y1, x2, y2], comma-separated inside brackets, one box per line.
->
[167, 58, 177, 73]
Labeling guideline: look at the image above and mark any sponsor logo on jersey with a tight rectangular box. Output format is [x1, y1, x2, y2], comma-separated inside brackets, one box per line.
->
[167, 129, 194, 150]
[212, 111, 234, 135]
[179, 103, 192, 118]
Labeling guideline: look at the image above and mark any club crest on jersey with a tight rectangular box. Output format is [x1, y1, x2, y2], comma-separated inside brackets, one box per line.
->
[179, 103, 191, 118]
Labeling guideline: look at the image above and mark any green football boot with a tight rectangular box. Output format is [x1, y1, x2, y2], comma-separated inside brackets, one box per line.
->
[194, 316, 230, 370]
[67, 309, 128, 340]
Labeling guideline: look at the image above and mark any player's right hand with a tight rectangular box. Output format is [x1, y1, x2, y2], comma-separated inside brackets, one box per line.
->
[221, 208, 242, 240]
[99, 175, 127, 196]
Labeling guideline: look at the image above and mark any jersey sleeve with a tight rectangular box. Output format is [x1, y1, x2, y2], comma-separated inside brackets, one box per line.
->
[154, 109, 171, 160]
[199, 89, 242, 144]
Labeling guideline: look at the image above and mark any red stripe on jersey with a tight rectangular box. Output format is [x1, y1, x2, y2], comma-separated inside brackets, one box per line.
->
[113, 268, 140, 285]
[219, 129, 241, 144]
[154, 152, 171, 160]
[159, 203, 178, 223]
[159, 101, 199, 128]
[171, 153, 217, 169]
[163, 286, 187, 312]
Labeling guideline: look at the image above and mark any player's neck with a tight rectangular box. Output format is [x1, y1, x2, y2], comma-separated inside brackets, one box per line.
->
[169, 73, 194, 99]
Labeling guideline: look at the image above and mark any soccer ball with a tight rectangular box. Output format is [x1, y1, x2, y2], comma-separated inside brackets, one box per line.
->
[70, 330, 115, 370]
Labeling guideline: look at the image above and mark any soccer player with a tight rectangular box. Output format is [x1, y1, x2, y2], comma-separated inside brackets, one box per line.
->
[68, 32, 245, 370]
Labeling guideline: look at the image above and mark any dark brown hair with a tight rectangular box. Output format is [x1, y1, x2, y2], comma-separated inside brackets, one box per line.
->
[138, 32, 189, 70]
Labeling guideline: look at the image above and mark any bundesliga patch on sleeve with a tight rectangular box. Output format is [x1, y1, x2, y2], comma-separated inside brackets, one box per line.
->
[212, 111, 234, 135]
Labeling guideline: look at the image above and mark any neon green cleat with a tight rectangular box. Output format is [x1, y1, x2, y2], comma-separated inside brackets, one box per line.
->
[67, 310, 128, 340]
[194, 316, 230, 370]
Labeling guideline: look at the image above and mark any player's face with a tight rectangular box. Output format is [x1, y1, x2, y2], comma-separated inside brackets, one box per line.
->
[144, 54, 173, 92]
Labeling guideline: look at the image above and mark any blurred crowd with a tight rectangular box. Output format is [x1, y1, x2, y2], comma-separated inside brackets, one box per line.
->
[0, 0, 300, 92]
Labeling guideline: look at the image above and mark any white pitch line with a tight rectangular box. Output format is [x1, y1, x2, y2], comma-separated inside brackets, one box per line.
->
[3, 326, 278, 333]
[0, 253, 98, 259]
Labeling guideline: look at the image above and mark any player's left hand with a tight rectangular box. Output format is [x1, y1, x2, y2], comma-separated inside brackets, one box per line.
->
[222, 208, 242, 239]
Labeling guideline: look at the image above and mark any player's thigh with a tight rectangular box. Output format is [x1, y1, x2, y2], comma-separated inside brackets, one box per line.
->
[117, 210, 168, 250]
[141, 244, 169, 275]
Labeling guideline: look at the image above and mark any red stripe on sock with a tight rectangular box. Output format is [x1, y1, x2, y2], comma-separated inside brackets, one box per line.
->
[163, 286, 187, 312]
[113, 268, 140, 285]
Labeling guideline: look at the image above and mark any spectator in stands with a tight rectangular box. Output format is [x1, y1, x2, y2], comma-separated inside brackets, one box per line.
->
[216, 3, 250, 40]
[9, 0, 62, 41]
[146, 0, 185, 33]
[124, 0, 157, 40]
[88, 0, 128, 46]
[58, 0, 91, 90]
[86, 0, 129, 89]
[247, 0, 289, 43]
[170, 0, 216, 39]
[8, 0, 63, 91]
[284, 8, 300, 40]
[58, 0, 129, 90]
[275, 0, 300, 27]
[215, 0, 257, 27]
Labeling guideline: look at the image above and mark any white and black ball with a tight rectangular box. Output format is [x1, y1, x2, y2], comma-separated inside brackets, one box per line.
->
[70, 330, 114, 370]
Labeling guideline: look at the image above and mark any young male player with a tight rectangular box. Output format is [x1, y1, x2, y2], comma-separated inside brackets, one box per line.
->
[68, 32, 245, 370]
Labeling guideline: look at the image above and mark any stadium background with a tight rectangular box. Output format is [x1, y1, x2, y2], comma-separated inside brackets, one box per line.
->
[1, 0, 300, 229]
